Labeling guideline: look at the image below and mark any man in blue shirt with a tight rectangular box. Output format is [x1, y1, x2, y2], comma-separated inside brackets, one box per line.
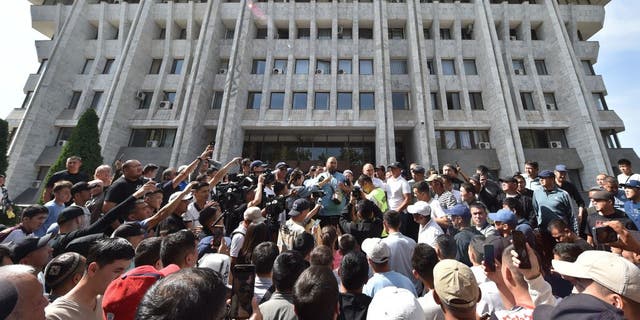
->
[317, 157, 351, 227]
[532, 170, 575, 233]
[623, 180, 640, 230]
[36, 181, 72, 236]
[361, 237, 417, 298]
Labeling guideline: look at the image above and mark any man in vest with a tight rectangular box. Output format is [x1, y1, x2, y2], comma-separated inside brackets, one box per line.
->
[356, 175, 388, 213]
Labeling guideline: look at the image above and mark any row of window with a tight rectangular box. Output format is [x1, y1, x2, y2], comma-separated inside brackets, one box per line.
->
[244, 92, 409, 110]
[80, 58, 116, 75]
[250, 59, 373, 75]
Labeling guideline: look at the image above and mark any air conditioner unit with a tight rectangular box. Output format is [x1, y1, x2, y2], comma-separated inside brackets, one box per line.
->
[146, 140, 159, 148]
[478, 142, 491, 149]
[159, 101, 173, 109]
[549, 141, 562, 149]
[514, 69, 522, 75]
[57, 140, 68, 147]
[135, 91, 147, 100]
[337, 69, 345, 74]
[546, 103, 556, 110]
[510, 36, 517, 41]
[315, 69, 324, 74]
[218, 68, 227, 74]
[31, 180, 42, 189]
[272, 68, 282, 74]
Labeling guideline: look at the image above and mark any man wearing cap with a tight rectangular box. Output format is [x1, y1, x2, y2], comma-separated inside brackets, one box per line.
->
[111, 222, 145, 249]
[275, 162, 289, 183]
[584, 190, 637, 247]
[278, 198, 321, 251]
[361, 238, 417, 298]
[534, 250, 640, 319]
[10, 234, 53, 274]
[446, 204, 481, 266]
[532, 170, 575, 233]
[496, 176, 534, 226]
[0, 205, 48, 244]
[432, 259, 481, 319]
[43, 156, 89, 203]
[408, 201, 444, 248]
[230, 206, 265, 265]
[623, 180, 640, 229]
[490, 207, 536, 248]
[366, 287, 423, 320]
[36, 180, 72, 237]
[44, 252, 86, 302]
[0, 265, 49, 320]
[408, 165, 426, 191]
[158, 188, 194, 235]
[427, 174, 458, 210]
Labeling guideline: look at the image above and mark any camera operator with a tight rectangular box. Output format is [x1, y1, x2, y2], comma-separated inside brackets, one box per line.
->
[287, 169, 322, 210]
[277, 199, 322, 251]
[339, 196, 383, 245]
[355, 175, 389, 213]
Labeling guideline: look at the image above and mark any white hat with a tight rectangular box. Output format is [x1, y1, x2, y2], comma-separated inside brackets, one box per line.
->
[361, 238, 390, 264]
[552, 250, 640, 303]
[243, 206, 265, 223]
[168, 191, 193, 203]
[198, 253, 231, 285]
[407, 201, 431, 216]
[366, 287, 423, 320]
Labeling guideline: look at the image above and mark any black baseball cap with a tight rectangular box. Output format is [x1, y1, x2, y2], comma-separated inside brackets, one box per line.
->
[57, 206, 85, 224]
[10, 234, 52, 263]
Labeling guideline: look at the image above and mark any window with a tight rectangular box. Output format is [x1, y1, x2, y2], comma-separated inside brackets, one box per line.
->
[435, 130, 490, 149]
[461, 24, 473, 40]
[543, 92, 557, 110]
[68, 91, 81, 109]
[317, 28, 332, 40]
[316, 60, 331, 74]
[519, 129, 567, 149]
[509, 28, 519, 40]
[252, 59, 266, 74]
[21, 91, 33, 109]
[534, 59, 548, 75]
[388, 28, 404, 39]
[358, 59, 373, 75]
[163, 91, 176, 103]
[442, 59, 456, 75]
[423, 28, 431, 39]
[129, 129, 177, 148]
[56, 127, 73, 146]
[360, 92, 374, 110]
[170, 59, 184, 74]
[520, 92, 535, 110]
[256, 28, 268, 39]
[211, 91, 223, 109]
[81, 59, 94, 74]
[337, 92, 352, 110]
[276, 29, 289, 39]
[592, 93, 608, 111]
[295, 59, 309, 74]
[463, 59, 477, 75]
[158, 28, 166, 39]
[469, 92, 483, 110]
[530, 28, 539, 40]
[601, 129, 621, 149]
[297, 28, 310, 39]
[427, 59, 435, 75]
[102, 59, 115, 74]
[581, 60, 595, 75]
[138, 91, 153, 109]
[440, 28, 452, 40]
[292, 92, 307, 109]
[270, 92, 285, 109]
[224, 28, 235, 39]
[149, 59, 162, 74]
[338, 27, 352, 39]
[89, 91, 103, 110]
[430, 92, 439, 110]
[315, 92, 329, 110]
[512, 59, 525, 75]
[392, 92, 409, 110]
[37, 59, 48, 74]
[359, 28, 373, 39]
[446, 92, 461, 110]
[273, 59, 287, 74]
[390, 60, 408, 74]
[338, 59, 352, 74]
[178, 28, 187, 39]
[247, 92, 262, 109]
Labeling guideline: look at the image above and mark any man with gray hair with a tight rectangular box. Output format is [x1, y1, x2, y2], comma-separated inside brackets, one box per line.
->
[0, 264, 49, 320]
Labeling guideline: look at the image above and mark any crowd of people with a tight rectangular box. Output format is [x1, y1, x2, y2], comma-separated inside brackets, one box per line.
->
[0, 147, 639, 320]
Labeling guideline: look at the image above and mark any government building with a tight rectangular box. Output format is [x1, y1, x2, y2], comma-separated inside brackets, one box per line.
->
[6, 0, 638, 202]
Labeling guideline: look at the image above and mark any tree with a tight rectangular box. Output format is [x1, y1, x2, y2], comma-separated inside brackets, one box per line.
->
[0, 119, 8, 175]
[42, 108, 103, 201]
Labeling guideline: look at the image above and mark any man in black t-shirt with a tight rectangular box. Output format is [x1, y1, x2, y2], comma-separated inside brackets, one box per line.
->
[102, 160, 145, 213]
[43, 156, 89, 203]
[584, 190, 637, 248]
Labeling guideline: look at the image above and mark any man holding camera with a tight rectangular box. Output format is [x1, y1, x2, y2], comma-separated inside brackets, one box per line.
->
[316, 157, 351, 227]
[584, 190, 637, 248]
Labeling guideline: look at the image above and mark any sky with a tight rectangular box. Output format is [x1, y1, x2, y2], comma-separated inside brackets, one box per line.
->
[0, 1, 638, 154]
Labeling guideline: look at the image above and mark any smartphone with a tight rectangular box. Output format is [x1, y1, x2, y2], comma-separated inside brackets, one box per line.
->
[512, 231, 531, 269]
[594, 226, 618, 244]
[230, 264, 256, 319]
[483, 244, 495, 272]
[212, 225, 224, 247]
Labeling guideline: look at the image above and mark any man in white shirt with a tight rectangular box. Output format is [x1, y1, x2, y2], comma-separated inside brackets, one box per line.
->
[407, 201, 443, 248]
[617, 158, 640, 187]
[381, 210, 417, 284]
[386, 162, 414, 240]
[359, 163, 387, 191]
[413, 181, 449, 230]
[230, 206, 265, 265]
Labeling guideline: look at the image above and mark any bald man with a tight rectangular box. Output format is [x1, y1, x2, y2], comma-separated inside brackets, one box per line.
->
[102, 160, 145, 212]
[316, 157, 352, 227]
[0, 264, 49, 320]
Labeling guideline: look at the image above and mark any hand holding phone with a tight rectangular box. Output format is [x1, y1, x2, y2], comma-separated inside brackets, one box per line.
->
[512, 231, 531, 269]
[230, 264, 256, 319]
[483, 244, 495, 272]
[594, 225, 618, 244]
